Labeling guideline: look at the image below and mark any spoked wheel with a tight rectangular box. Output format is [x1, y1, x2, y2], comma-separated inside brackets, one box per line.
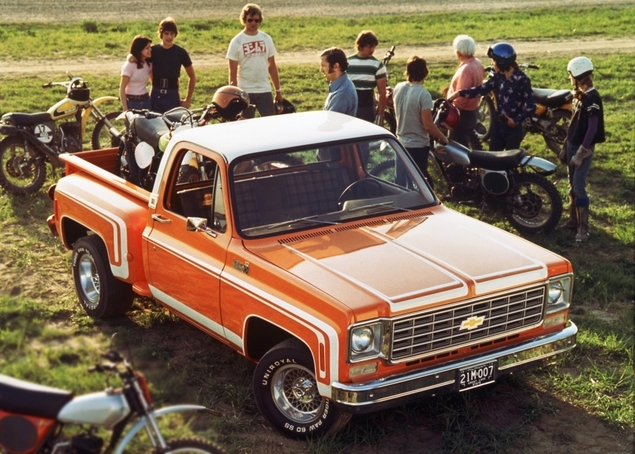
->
[476, 94, 495, 142]
[154, 437, 228, 454]
[0, 137, 47, 195]
[426, 155, 448, 198]
[383, 110, 396, 134]
[506, 173, 563, 234]
[543, 109, 571, 155]
[92, 111, 124, 150]
[115, 142, 132, 182]
[253, 339, 351, 439]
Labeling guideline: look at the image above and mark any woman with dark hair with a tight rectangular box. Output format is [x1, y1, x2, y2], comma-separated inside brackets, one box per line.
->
[119, 35, 152, 111]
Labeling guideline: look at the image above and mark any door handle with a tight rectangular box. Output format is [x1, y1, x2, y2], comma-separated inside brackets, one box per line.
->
[151, 214, 172, 224]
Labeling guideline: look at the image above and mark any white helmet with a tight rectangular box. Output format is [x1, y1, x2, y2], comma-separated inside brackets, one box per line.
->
[567, 57, 593, 79]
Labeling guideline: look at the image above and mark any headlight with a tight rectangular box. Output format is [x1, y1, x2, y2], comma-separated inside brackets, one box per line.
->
[349, 322, 385, 362]
[546, 274, 573, 314]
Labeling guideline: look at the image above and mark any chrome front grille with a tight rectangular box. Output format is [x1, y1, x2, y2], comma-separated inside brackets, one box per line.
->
[391, 286, 545, 361]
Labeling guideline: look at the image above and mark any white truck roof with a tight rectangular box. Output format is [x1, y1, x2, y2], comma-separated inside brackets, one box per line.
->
[167, 110, 392, 162]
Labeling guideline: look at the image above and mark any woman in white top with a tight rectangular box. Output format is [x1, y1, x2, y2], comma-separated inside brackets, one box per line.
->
[120, 35, 153, 111]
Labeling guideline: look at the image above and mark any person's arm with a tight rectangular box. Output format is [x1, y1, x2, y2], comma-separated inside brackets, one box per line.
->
[375, 76, 387, 124]
[181, 65, 196, 108]
[582, 115, 599, 150]
[268, 56, 283, 104]
[119, 75, 130, 111]
[228, 59, 239, 86]
[421, 109, 449, 145]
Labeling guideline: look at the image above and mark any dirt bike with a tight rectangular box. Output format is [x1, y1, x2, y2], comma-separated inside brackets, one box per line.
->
[474, 64, 573, 154]
[372, 99, 563, 234]
[117, 86, 250, 190]
[0, 75, 122, 195]
[377, 45, 397, 134]
[0, 349, 226, 454]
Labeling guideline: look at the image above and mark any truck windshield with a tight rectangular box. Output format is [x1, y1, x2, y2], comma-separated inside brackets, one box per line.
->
[231, 138, 437, 237]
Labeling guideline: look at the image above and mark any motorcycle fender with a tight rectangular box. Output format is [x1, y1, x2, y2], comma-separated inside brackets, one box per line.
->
[80, 96, 119, 133]
[57, 390, 130, 429]
[521, 155, 557, 176]
[113, 405, 211, 454]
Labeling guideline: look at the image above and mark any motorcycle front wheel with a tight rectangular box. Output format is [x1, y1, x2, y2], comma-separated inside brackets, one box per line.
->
[542, 109, 571, 155]
[506, 173, 563, 234]
[476, 95, 495, 142]
[0, 137, 47, 195]
[152, 437, 228, 453]
[92, 111, 124, 150]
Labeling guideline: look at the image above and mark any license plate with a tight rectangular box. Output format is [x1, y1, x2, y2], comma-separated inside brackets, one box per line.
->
[459, 361, 496, 391]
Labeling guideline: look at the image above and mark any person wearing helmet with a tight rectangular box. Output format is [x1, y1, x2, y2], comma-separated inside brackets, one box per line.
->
[559, 56, 605, 243]
[447, 34, 485, 147]
[448, 42, 535, 151]
[393, 56, 449, 182]
[226, 4, 283, 118]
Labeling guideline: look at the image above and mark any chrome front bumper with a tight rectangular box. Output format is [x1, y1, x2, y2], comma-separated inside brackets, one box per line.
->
[332, 321, 577, 414]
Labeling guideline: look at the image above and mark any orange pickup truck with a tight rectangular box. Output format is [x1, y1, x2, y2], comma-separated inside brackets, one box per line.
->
[47, 111, 577, 438]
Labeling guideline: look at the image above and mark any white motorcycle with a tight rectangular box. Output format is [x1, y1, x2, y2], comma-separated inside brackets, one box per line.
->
[0, 350, 226, 454]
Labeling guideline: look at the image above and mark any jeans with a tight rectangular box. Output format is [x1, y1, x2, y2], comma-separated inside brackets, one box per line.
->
[126, 97, 151, 111]
[242, 92, 275, 118]
[566, 140, 593, 207]
[449, 109, 478, 148]
[489, 116, 524, 151]
[150, 88, 180, 114]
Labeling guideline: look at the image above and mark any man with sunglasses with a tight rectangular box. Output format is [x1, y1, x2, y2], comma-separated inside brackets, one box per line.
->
[227, 3, 283, 118]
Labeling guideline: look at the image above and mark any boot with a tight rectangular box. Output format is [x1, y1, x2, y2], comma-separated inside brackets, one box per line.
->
[559, 196, 578, 230]
[575, 207, 590, 243]
[571, 145, 593, 168]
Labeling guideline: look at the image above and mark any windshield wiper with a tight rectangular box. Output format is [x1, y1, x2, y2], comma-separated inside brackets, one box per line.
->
[348, 201, 413, 213]
[266, 215, 340, 230]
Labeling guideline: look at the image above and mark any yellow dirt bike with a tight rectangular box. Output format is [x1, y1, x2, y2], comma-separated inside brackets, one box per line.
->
[0, 75, 122, 195]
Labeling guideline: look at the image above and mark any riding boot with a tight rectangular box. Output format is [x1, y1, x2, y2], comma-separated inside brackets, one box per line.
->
[575, 207, 590, 243]
[559, 196, 578, 230]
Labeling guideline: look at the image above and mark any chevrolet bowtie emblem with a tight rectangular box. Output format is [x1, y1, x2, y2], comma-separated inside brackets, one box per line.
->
[460, 315, 486, 331]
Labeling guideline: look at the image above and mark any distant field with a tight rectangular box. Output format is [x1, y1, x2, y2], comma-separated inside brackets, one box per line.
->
[0, 0, 631, 22]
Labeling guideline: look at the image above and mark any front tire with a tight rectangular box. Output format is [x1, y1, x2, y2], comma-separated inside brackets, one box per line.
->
[153, 437, 227, 454]
[253, 339, 351, 439]
[91, 111, 124, 150]
[0, 137, 47, 195]
[476, 94, 495, 142]
[72, 235, 134, 318]
[506, 173, 563, 234]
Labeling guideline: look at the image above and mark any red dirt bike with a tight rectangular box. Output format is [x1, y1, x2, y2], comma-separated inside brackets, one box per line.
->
[475, 63, 573, 154]
[0, 349, 226, 453]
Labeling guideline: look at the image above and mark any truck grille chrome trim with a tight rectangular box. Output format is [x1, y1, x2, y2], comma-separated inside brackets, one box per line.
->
[391, 286, 545, 361]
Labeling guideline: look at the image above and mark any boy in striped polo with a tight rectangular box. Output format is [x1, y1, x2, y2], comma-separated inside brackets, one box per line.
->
[348, 31, 388, 125]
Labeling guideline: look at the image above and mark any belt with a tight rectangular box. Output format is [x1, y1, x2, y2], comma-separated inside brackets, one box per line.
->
[154, 88, 178, 95]
[126, 93, 149, 101]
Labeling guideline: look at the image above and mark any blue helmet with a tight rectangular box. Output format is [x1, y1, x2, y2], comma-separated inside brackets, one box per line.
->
[487, 42, 516, 71]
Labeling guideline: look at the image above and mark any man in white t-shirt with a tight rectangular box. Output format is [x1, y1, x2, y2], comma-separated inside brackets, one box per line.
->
[226, 3, 283, 118]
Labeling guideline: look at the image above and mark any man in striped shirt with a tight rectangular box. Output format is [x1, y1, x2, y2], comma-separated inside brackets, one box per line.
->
[348, 31, 388, 125]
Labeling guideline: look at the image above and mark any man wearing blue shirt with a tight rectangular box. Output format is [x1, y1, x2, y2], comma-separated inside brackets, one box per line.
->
[319, 47, 358, 116]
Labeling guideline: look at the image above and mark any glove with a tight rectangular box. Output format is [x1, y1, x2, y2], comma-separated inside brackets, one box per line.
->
[374, 115, 384, 126]
[570, 145, 593, 168]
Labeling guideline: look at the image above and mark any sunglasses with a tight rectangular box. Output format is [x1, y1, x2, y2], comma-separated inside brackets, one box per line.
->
[247, 18, 261, 23]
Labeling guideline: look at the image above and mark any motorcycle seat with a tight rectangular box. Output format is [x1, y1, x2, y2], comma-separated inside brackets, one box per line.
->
[0, 374, 73, 419]
[133, 116, 170, 150]
[468, 148, 527, 171]
[1, 112, 51, 126]
[532, 88, 573, 108]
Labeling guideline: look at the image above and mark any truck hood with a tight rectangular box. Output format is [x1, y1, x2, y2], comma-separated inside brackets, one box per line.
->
[246, 208, 557, 316]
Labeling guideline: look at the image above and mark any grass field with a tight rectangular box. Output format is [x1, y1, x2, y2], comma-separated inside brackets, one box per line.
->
[0, 4, 633, 453]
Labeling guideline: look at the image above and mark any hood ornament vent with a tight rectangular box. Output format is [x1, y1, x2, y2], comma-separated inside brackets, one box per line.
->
[279, 212, 433, 244]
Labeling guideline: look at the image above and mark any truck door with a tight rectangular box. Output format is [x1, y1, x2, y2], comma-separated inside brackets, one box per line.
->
[144, 147, 230, 340]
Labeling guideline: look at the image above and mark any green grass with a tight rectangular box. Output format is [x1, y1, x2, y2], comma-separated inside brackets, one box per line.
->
[0, 5, 634, 454]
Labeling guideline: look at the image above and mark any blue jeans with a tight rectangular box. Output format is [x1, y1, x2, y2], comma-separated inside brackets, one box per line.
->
[151, 88, 180, 113]
[566, 140, 593, 207]
[489, 116, 524, 151]
[126, 97, 151, 111]
[242, 92, 275, 118]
